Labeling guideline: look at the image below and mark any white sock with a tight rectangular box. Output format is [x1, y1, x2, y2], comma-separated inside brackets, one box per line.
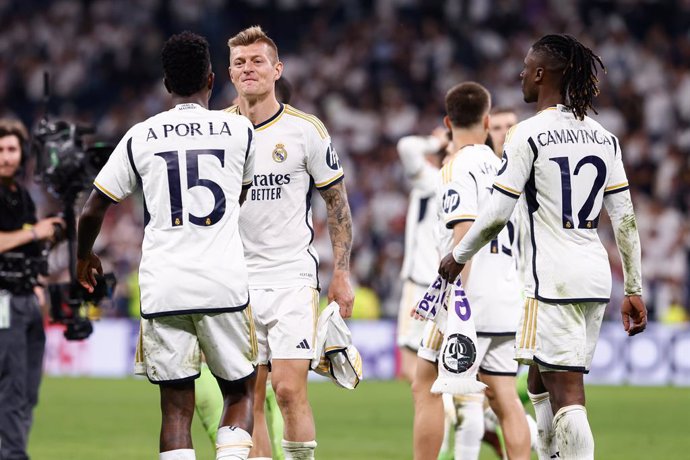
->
[160, 449, 195, 460]
[528, 391, 558, 460]
[526, 413, 539, 451]
[216, 426, 252, 460]
[282, 439, 317, 460]
[438, 415, 453, 454]
[483, 406, 499, 433]
[553, 405, 594, 460]
[454, 397, 484, 460]
[248, 458, 272, 460]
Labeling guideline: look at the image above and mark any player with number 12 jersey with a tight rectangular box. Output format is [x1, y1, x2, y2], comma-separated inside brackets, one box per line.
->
[494, 104, 629, 303]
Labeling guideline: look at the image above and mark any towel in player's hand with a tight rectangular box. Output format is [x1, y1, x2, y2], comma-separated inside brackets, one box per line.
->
[431, 277, 486, 395]
[311, 302, 363, 389]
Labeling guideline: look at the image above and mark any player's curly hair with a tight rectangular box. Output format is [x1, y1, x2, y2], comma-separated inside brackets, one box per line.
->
[161, 31, 211, 97]
[532, 34, 605, 121]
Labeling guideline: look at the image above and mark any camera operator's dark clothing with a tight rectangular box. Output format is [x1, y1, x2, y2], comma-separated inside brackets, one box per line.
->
[0, 294, 44, 460]
[0, 183, 41, 295]
[0, 182, 45, 460]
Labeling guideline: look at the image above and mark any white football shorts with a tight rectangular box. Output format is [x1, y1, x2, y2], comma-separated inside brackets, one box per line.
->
[515, 297, 606, 373]
[250, 286, 319, 365]
[135, 308, 258, 383]
[476, 335, 518, 375]
[397, 280, 429, 351]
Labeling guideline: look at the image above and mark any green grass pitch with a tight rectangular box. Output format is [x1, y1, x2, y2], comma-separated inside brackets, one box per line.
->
[30, 378, 689, 459]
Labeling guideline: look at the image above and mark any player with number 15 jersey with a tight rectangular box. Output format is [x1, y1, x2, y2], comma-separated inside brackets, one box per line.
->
[93, 103, 256, 317]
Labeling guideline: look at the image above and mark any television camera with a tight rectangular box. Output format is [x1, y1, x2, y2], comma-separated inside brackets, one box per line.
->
[31, 73, 116, 340]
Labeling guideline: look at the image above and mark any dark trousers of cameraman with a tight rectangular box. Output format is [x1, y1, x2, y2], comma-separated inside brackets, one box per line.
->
[0, 293, 45, 460]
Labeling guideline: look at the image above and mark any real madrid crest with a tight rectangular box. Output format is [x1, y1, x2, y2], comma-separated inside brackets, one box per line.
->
[272, 143, 287, 163]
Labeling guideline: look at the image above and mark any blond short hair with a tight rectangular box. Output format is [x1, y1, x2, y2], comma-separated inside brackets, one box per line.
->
[228, 26, 279, 62]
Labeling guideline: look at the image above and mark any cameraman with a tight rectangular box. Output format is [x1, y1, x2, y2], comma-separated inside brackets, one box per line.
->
[0, 119, 64, 460]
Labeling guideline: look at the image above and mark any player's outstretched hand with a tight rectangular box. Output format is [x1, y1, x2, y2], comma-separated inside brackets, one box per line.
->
[438, 253, 464, 283]
[621, 295, 647, 336]
[77, 251, 103, 294]
[329, 269, 354, 318]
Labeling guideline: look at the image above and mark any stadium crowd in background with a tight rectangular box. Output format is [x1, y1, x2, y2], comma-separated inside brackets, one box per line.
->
[1, 0, 689, 322]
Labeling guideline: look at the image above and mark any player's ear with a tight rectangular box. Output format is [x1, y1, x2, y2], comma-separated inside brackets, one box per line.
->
[207, 72, 215, 90]
[483, 113, 490, 131]
[443, 115, 452, 131]
[163, 77, 172, 94]
[535, 67, 544, 84]
[274, 60, 284, 81]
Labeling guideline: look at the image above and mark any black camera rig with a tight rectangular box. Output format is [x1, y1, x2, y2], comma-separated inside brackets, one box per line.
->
[28, 72, 116, 340]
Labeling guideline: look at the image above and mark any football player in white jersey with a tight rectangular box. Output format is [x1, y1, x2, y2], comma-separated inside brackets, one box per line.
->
[412, 83, 529, 460]
[396, 128, 447, 383]
[76, 32, 258, 460]
[440, 34, 647, 460]
[224, 26, 354, 460]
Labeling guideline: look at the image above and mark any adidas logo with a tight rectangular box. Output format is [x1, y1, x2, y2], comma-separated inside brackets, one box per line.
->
[296, 339, 310, 350]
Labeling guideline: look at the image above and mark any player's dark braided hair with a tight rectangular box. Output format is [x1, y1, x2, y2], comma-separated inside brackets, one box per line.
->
[161, 31, 210, 97]
[532, 34, 605, 120]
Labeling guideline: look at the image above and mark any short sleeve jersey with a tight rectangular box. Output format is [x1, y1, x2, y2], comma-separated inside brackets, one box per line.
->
[224, 103, 344, 289]
[437, 144, 522, 334]
[494, 104, 629, 302]
[94, 103, 255, 318]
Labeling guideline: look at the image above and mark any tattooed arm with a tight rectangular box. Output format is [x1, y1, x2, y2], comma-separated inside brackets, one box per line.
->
[319, 180, 355, 318]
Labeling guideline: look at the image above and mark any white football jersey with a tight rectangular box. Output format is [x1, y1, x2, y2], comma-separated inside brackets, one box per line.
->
[94, 103, 255, 318]
[398, 136, 442, 286]
[494, 104, 629, 302]
[224, 103, 344, 289]
[437, 144, 522, 334]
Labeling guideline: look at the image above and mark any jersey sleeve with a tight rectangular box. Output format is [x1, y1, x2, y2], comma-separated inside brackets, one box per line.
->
[492, 126, 533, 199]
[603, 135, 629, 196]
[93, 128, 138, 203]
[305, 120, 344, 190]
[440, 159, 478, 229]
[242, 125, 256, 189]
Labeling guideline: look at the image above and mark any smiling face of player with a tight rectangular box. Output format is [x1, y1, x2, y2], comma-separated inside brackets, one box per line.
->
[229, 41, 283, 102]
[0, 134, 22, 183]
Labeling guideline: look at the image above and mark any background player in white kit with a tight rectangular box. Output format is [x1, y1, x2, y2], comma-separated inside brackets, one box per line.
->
[440, 34, 647, 460]
[76, 32, 258, 460]
[396, 128, 447, 383]
[225, 26, 354, 460]
[411, 82, 529, 460]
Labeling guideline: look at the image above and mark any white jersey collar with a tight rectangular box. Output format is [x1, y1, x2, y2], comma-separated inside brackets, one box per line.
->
[173, 103, 203, 111]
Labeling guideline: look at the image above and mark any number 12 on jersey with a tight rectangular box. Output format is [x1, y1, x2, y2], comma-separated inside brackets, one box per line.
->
[155, 149, 227, 228]
[550, 155, 607, 229]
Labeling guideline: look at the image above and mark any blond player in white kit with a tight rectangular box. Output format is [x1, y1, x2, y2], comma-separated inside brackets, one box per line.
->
[225, 26, 354, 460]
[77, 32, 258, 460]
[440, 34, 647, 460]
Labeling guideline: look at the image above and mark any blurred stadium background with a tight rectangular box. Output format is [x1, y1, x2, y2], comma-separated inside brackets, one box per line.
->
[2, 0, 690, 458]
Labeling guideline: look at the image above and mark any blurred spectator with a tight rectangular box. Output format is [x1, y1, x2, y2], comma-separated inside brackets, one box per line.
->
[2, 0, 688, 320]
